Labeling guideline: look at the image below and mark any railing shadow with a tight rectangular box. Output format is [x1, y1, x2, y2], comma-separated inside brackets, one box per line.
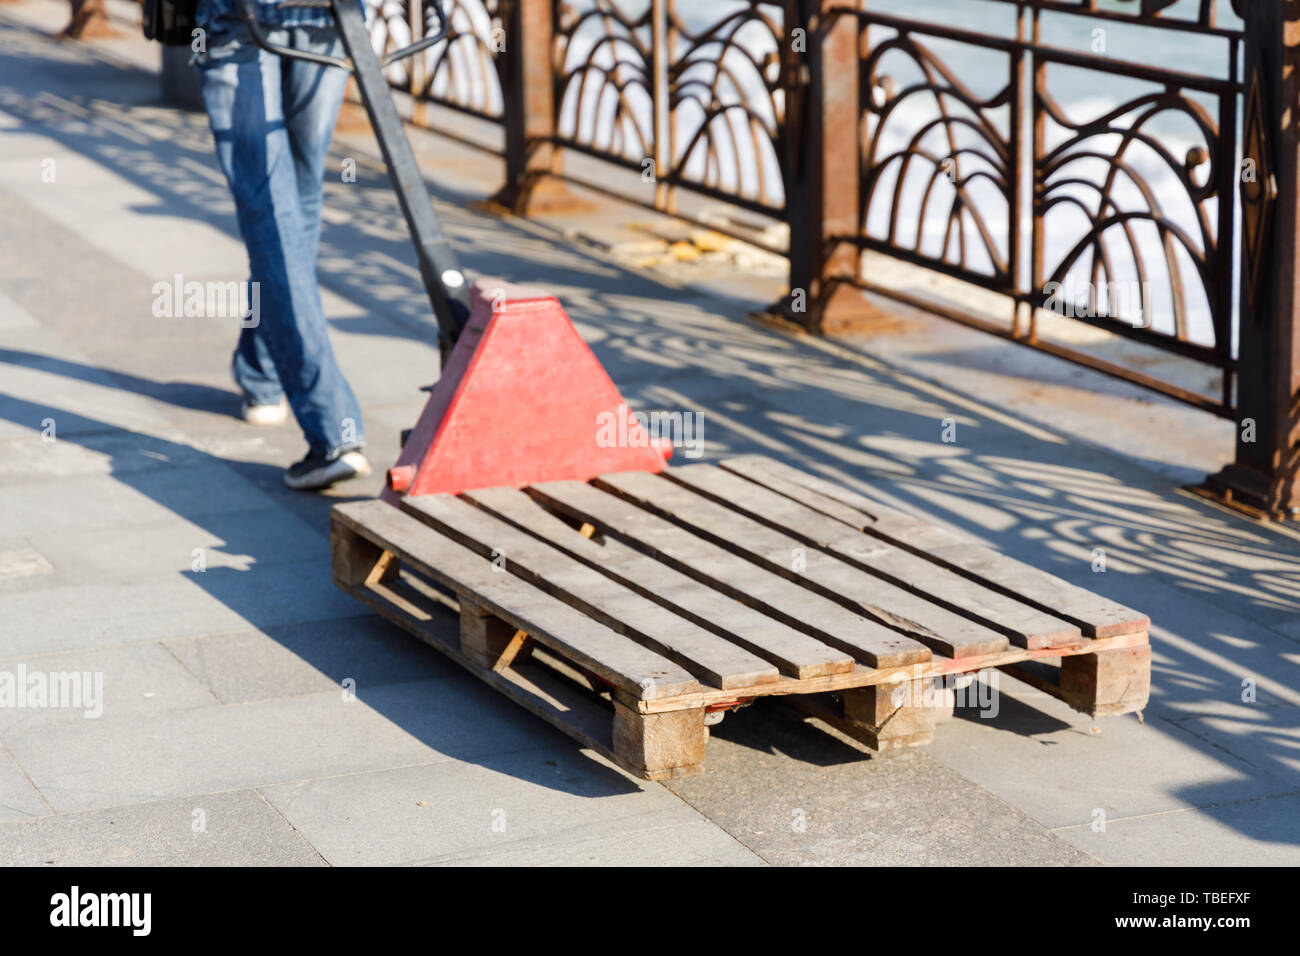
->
[3, 14, 1297, 842]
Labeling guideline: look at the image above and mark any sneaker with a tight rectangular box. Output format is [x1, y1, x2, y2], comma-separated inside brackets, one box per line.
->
[241, 397, 289, 426]
[284, 450, 372, 491]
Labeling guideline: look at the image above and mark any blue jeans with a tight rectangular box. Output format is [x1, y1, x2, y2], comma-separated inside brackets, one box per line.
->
[196, 19, 363, 457]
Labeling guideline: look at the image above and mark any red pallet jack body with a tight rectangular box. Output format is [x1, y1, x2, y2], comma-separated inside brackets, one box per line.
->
[383, 279, 666, 501]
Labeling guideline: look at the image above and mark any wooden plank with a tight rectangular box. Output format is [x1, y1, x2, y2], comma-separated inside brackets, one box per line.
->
[667, 464, 1082, 649]
[632, 630, 1149, 714]
[591, 472, 1011, 659]
[721, 455, 1150, 638]
[528, 481, 932, 668]
[463, 486, 855, 679]
[402, 495, 780, 690]
[331, 500, 699, 701]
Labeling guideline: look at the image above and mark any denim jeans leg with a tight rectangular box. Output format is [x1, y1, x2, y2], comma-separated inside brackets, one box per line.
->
[282, 27, 350, 261]
[197, 29, 364, 457]
[232, 322, 283, 406]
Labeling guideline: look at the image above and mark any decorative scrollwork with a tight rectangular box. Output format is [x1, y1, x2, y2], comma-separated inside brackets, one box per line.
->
[1241, 69, 1277, 313]
[416, 0, 504, 117]
[369, 0, 504, 118]
[554, 1, 655, 164]
[859, 29, 1015, 286]
[367, 0, 415, 88]
[1035, 71, 1227, 348]
[667, 2, 789, 209]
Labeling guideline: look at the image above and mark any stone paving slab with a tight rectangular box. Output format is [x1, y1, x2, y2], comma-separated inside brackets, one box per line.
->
[16, 507, 325, 589]
[0, 564, 367, 658]
[664, 700, 1098, 866]
[0, 789, 326, 866]
[1157, 711, 1300, 795]
[0, 748, 50, 823]
[417, 818, 765, 867]
[163, 615, 460, 705]
[2, 676, 580, 814]
[1054, 792, 1300, 867]
[0, 642, 217, 735]
[0, 340, 175, 443]
[925, 675, 1300, 833]
[0, 427, 217, 485]
[260, 750, 760, 867]
[2, 465, 280, 540]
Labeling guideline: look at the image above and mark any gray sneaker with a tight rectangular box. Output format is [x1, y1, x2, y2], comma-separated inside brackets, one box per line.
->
[283, 450, 372, 491]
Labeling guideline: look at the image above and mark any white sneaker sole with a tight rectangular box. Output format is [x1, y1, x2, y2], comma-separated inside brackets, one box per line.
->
[241, 398, 289, 426]
[283, 452, 372, 491]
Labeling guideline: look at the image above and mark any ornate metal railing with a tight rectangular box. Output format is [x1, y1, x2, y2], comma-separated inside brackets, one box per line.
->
[550, 0, 792, 213]
[847, 0, 1247, 414]
[360, 0, 1299, 514]
[368, 0, 1262, 417]
[369, 0, 505, 119]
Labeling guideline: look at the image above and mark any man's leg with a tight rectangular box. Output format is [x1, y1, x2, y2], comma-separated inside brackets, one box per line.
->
[231, 324, 283, 410]
[197, 25, 364, 465]
[282, 26, 350, 262]
[235, 25, 349, 419]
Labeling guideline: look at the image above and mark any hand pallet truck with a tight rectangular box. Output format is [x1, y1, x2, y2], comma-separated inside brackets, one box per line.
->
[234, 0, 670, 496]
[235, 1, 1152, 779]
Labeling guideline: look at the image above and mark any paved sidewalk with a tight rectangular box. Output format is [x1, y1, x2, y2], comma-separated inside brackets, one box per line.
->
[1, 0, 1298, 866]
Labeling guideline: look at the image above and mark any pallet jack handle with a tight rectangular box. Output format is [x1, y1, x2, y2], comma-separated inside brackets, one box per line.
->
[235, 0, 473, 365]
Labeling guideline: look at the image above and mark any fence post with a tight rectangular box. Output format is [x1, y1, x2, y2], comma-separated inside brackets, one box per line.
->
[487, 0, 589, 213]
[1201, 0, 1300, 518]
[651, 0, 672, 213]
[761, 0, 875, 333]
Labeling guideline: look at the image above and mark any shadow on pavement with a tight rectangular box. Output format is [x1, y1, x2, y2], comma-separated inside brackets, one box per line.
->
[2, 14, 1298, 838]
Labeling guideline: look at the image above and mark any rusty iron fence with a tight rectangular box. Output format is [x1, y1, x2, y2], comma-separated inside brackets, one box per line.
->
[369, 0, 1258, 418]
[848, 0, 1248, 416]
[368, 0, 505, 119]
[549, 0, 793, 216]
[368, 1, 1259, 418]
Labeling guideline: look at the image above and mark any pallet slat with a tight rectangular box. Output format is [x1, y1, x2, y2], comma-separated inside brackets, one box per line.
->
[720, 455, 1150, 638]
[333, 500, 700, 700]
[667, 464, 1082, 650]
[528, 481, 933, 668]
[332, 466, 1151, 779]
[401, 494, 780, 690]
[463, 486, 856, 679]
[591, 471, 1011, 659]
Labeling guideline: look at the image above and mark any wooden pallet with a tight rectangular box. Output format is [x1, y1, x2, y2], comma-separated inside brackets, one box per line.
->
[330, 455, 1151, 780]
